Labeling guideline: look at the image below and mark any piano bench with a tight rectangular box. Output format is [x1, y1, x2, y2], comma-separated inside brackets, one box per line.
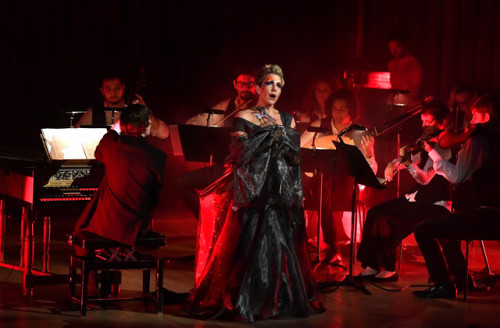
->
[68, 231, 166, 316]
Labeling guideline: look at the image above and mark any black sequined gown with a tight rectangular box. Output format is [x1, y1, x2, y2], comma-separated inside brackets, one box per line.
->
[185, 111, 323, 321]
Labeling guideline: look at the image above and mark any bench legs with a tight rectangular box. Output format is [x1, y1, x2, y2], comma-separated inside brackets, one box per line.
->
[70, 256, 164, 316]
[157, 259, 164, 315]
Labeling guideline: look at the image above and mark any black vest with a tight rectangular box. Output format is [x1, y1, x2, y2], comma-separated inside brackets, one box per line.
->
[91, 105, 107, 126]
[471, 126, 500, 207]
[414, 151, 453, 204]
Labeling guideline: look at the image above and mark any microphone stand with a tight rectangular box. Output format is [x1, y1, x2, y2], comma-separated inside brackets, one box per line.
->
[303, 126, 326, 270]
[201, 108, 226, 182]
[311, 131, 323, 269]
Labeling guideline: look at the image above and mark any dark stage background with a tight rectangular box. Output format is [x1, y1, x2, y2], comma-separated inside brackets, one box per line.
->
[1, 0, 499, 153]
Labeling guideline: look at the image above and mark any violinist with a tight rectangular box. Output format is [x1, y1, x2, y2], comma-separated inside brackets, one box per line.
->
[446, 83, 477, 133]
[414, 94, 500, 298]
[356, 100, 453, 281]
[178, 71, 258, 218]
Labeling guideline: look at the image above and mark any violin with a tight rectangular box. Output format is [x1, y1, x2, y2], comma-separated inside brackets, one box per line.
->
[399, 127, 443, 161]
[435, 124, 477, 149]
[398, 125, 477, 167]
[385, 128, 444, 180]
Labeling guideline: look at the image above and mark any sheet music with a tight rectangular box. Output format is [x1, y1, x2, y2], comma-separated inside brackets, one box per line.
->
[78, 128, 107, 159]
[41, 128, 108, 160]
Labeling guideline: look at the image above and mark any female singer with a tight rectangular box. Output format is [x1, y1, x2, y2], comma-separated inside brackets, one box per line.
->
[185, 64, 324, 321]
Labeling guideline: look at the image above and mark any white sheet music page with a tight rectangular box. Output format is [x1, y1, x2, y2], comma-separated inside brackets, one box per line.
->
[41, 128, 108, 160]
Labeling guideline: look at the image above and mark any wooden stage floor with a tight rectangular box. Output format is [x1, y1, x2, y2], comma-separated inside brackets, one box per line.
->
[1, 194, 499, 328]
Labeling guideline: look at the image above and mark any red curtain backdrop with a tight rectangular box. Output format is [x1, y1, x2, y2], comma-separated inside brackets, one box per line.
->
[1, 0, 499, 146]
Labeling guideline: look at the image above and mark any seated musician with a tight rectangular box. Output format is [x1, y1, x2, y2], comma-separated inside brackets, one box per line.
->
[446, 82, 478, 132]
[300, 89, 377, 264]
[356, 100, 453, 281]
[413, 94, 500, 298]
[295, 78, 341, 124]
[177, 71, 258, 218]
[73, 104, 166, 297]
[185, 71, 258, 127]
[75, 73, 169, 139]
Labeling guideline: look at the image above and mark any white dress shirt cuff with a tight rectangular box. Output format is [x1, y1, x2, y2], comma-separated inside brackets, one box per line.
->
[428, 148, 442, 162]
[111, 121, 121, 134]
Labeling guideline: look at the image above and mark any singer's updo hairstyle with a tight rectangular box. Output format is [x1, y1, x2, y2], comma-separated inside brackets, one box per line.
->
[255, 64, 285, 88]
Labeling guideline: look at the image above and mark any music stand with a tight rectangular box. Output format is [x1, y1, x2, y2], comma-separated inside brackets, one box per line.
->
[177, 124, 231, 181]
[64, 111, 86, 127]
[301, 147, 351, 271]
[331, 140, 386, 294]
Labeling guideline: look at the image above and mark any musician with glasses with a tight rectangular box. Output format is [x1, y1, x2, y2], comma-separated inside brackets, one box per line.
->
[178, 72, 258, 218]
[186, 71, 258, 127]
[356, 100, 453, 281]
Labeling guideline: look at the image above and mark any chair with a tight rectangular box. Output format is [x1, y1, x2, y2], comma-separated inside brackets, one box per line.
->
[463, 240, 494, 301]
[69, 231, 166, 316]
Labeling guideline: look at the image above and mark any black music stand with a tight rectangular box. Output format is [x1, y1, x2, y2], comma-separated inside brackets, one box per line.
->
[64, 111, 86, 127]
[202, 109, 225, 127]
[330, 140, 386, 294]
[177, 124, 231, 181]
[301, 147, 351, 271]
